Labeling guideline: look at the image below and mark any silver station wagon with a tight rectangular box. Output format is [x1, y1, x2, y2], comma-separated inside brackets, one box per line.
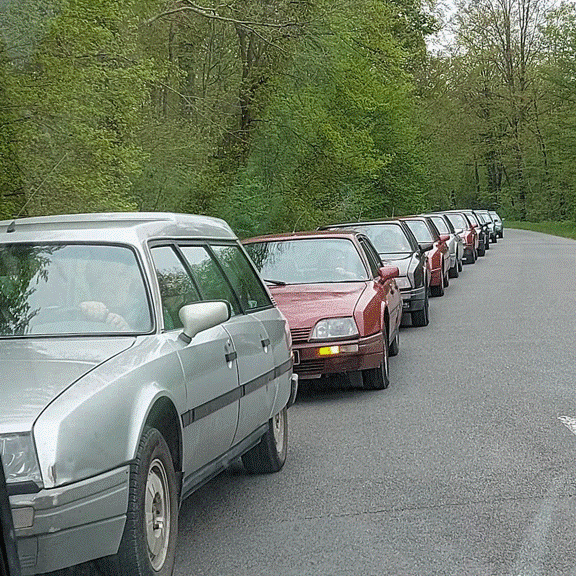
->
[0, 212, 297, 576]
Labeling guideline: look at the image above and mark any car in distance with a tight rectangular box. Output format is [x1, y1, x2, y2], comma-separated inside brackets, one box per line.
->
[318, 219, 430, 327]
[461, 210, 487, 256]
[489, 210, 504, 238]
[399, 216, 451, 297]
[442, 210, 479, 264]
[244, 231, 402, 389]
[475, 209, 498, 243]
[423, 213, 464, 278]
[0, 212, 297, 576]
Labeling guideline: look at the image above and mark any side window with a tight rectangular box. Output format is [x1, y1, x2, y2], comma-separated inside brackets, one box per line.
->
[178, 245, 241, 316]
[150, 246, 201, 330]
[359, 238, 381, 278]
[211, 244, 273, 312]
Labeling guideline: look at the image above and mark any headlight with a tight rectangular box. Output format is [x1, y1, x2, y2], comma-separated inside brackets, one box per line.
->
[311, 317, 359, 340]
[395, 276, 412, 290]
[0, 433, 43, 486]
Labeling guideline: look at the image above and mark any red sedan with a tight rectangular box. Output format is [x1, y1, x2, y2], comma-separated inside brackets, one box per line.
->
[399, 216, 450, 297]
[243, 231, 402, 389]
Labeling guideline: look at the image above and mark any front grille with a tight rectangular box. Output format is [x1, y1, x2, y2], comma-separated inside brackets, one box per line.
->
[290, 327, 311, 343]
[295, 359, 324, 375]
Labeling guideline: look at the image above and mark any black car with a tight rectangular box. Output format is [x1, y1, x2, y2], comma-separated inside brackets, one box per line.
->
[319, 219, 430, 327]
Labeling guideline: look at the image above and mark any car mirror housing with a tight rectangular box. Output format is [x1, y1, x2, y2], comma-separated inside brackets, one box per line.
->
[439, 234, 450, 243]
[179, 301, 231, 343]
[418, 242, 434, 254]
[378, 265, 399, 283]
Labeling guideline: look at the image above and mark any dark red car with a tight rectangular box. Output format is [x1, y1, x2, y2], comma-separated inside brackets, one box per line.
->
[243, 231, 402, 389]
[399, 217, 451, 297]
[442, 210, 479, 263]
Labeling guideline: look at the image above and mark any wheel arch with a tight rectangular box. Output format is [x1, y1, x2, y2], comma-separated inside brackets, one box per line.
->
[144, 396, 183, 477]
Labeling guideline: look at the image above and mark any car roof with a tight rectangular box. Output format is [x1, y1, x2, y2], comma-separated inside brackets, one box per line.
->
[0, 212, 237, 244]
[242, 230, 364, 243]
[319, 218, 402, 229]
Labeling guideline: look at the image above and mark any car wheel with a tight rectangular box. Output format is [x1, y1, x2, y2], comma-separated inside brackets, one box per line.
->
[362, 337, 389, 390]
[389, 330, 400, 357]
[443, 269, 450, 287]
[458, 258, 463, 272]
[242, 407, 288, 474]
[430, 278, 444, 297]
[477, 243, 485, 257]
[499, 231, 504, 238]
[485, 240, 490, 250]
[411, 291, 429, 327]
[99, 428, 178, 576]
[449, 262, 459, 278]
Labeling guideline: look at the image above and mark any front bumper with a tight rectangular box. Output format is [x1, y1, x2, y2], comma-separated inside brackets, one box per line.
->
[400, 285, 426, 312]
[293, 332, 383, 380]
[11, 466, 129, 575]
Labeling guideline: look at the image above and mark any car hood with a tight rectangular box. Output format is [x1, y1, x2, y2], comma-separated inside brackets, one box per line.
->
[0, 337, 135, 432]
[379, 253, 412, 276]
[269, 283, 367, 329]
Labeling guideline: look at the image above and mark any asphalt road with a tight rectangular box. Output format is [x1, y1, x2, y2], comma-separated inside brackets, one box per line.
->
[174, 229, 576, 576]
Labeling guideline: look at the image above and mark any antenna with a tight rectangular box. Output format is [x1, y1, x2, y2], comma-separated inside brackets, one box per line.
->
[11, 152, 69, 224]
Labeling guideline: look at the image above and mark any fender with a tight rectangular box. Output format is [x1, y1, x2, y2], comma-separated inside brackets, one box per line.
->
[34, 336, 186, 489]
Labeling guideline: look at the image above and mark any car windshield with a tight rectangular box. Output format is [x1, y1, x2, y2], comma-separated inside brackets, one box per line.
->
[350, 224, 413, 255]
[445, 214, 467, 230]
[0, 243, 152, 337]
[404, 220, 434, 243]
[245, 238, 368, 284]
[429, 217, 450, 235]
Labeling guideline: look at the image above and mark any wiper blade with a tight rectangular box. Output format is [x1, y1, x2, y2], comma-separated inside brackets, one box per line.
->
[263, 278, 287, 286]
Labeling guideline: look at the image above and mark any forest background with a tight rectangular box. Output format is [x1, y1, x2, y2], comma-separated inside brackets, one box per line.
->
[1, 0, 575, 237]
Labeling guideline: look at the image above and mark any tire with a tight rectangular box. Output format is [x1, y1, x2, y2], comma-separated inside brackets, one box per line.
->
[362, 337, 390, 390]
[411, 291, 429, 327]
[485, 239, 490, 250]
[242, 407, 288, 474]
[99, 428, 178, 576]
[430, 279, 444, 297]
[389, 330, 400, 357]
[458, 258, 463, 272]
[449, 263, 459, 278]
[443, 270, 450, 287]
[477, 243, 485, 257]
[499, 230, 504, 238]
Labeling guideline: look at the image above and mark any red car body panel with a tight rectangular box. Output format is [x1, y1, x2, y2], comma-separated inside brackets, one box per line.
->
[243, 231, 402, 381]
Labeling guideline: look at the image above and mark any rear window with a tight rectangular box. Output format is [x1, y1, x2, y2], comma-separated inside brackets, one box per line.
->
[351, 224, 413, 255]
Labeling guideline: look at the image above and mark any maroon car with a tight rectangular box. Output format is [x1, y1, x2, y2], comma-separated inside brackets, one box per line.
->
[243, 231, 402, 389]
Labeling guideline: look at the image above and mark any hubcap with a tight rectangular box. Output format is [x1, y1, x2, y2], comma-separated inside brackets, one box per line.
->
[145, 458, 171, 571]
[272, 410, 285, 452]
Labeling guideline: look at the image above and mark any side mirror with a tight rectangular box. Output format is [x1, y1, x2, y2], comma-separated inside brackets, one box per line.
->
[378, 265, 399, 283]
[439, 234, 450, 243]
[179, 301, 231, 344]
[418, 242, 434, 254]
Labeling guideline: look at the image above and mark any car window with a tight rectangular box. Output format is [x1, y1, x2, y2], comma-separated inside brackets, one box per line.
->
[150, 245, 202, 330]
[210, 244, 272, 312]
[404, 220, 434, 243]
[358, 238, 381, 278]
[0, 243, 152, 336]
[178, 245, 241, 316]
[430, 216, 450, 235]
[246, 238, 369, 284]
[445, 213, 467, 230]
[354, 224, 413, 255]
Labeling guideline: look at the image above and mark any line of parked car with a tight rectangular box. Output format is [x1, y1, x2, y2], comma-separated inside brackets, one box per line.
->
[243, 208, 503, 389]
[0, 208, 502, 576]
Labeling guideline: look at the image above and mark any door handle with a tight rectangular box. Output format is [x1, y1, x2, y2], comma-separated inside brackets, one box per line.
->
[225, 351, 237, 363]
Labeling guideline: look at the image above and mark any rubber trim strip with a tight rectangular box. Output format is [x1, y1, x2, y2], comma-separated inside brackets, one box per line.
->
[181, 357, 293, 428]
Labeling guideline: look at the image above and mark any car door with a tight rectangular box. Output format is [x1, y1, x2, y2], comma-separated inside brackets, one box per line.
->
[150, 245, 240, 475]
[209, 243, 282, 445]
